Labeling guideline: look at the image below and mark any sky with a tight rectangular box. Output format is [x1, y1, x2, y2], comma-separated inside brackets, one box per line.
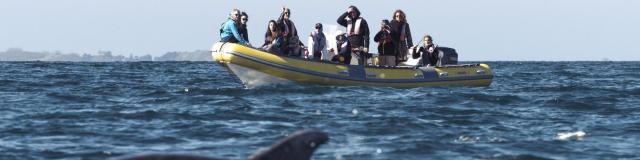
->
[1, 0, 639, 61]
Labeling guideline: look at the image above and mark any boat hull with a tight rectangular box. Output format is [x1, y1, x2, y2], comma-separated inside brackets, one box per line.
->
[212, 42, 493, 88]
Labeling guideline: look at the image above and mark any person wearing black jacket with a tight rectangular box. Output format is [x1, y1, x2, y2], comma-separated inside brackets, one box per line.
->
[390, 9, 413, 64]
[337, 5, 370, 66]
[261, 20, 283, 55]
[239, 12, 249, 43]
[373, 20, 396, 66]
[412, 35, 439, 67]
[277, 7, 303, 56]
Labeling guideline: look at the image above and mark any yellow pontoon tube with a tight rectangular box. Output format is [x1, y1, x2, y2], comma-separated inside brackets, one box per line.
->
[211, 42, 493, 88]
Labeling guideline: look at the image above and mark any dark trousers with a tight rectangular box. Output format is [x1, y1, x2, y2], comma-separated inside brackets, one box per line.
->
[313, 51, 322, 60]
[222, 36, 239, 43]
[354, 50, 366, 66]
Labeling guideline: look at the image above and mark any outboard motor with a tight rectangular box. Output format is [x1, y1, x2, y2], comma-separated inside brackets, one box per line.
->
[437, 47, 458, 66]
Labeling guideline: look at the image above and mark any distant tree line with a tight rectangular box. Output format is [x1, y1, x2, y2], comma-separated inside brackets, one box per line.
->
[0, 48, 212, 61]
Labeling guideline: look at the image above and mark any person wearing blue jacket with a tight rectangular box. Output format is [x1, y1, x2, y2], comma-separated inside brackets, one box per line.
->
[220, 9, 250, 46]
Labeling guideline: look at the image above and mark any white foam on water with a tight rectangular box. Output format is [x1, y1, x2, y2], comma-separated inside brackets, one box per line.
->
[556, 131, 586, 140]
[225, 63, 293, 88]
[454, 135, 481, 143]
[331, 135, 383, 159]
[416, 118, 444, 125]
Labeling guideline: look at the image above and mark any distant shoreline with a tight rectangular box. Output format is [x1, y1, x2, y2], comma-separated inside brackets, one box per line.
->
[0, 48, 212, 62]
[2, 60, 638, 62]
[2, 48, 637, 62]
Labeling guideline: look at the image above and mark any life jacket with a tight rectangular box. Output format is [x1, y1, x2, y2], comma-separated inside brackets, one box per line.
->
[346, 17, 363, 36]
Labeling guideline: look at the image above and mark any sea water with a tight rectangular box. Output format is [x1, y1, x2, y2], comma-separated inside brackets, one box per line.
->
[1, 61, 639, 159]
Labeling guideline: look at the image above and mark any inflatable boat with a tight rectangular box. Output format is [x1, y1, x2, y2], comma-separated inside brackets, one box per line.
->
[211, 42, 493, 88]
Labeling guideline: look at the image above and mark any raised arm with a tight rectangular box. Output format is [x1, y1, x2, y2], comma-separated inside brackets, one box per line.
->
[336, 12, 348, 27]
[413, 46, 424, 59]
[277, 11, 285, 23]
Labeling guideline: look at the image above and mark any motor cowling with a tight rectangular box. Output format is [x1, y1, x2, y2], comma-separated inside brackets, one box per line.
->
[437, 47, 458, 66]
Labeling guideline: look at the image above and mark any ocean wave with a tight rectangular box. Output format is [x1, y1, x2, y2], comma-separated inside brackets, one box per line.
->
[1, 61, 639, 159]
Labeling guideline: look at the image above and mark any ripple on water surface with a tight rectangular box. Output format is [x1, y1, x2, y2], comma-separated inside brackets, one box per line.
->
[0, 61, 639, 159]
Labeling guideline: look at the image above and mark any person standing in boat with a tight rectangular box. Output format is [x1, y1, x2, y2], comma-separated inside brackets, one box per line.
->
[278, 6, 304, 57]
[330, 34, 352, 64]
[261, 20, 283, 55]
[337, 5, 370, 66]
[412, 34, 439, 67]
[374, 19, 396, 67]
[239, 12, 250, 43]
[390, 9, 413, 65]
[220, 9, 250, 46]
[307, 23, 326, 61]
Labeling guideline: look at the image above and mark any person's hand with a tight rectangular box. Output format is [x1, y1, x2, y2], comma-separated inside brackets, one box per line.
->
[428, 46, 435, 53]
[362, 48, 368, 53]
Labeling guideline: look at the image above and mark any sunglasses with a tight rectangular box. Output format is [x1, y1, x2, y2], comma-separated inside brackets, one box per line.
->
[241, 18, 248, 21]
[284, 12, 290, 15]
[395, 15, 401, 17]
